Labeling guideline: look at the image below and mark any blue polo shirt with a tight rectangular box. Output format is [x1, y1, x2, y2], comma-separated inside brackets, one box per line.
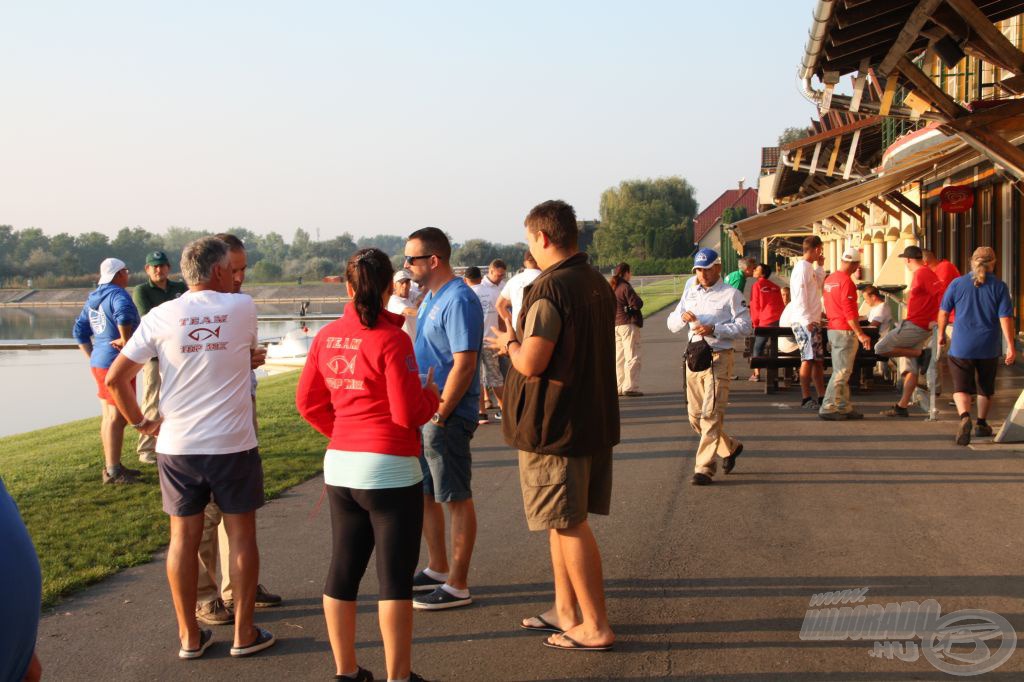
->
[0, 477, 41, 682]
[941, 274, 1013, 359]
[414, 278, 483, 423]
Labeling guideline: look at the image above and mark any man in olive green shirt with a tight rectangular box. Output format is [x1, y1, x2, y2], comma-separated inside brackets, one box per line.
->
[131, 250, 187, 464]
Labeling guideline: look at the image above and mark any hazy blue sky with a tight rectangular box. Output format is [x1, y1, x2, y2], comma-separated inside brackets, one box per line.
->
[1, 1, 817, 244]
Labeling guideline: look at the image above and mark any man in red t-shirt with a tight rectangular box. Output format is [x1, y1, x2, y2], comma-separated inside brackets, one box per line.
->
[820, 248, 872, 420]
[875, 245, 944, 417]
[923, 249, 961, 293]
[748, 263, 784, 382]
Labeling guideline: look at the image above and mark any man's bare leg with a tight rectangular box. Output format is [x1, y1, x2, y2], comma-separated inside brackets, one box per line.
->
[523, 529, 581, 631]
[167, 513, 205, 649]
[977, 394, 992, 420]
[222, 511, 259, 647]
[545, 521, 614, 648]
[422, 495, 449, 575]
[446, 498, 476, 590]
[100, 401, 126, 469]
[897, 371, 918, 408]
[812, 361, 825, 397]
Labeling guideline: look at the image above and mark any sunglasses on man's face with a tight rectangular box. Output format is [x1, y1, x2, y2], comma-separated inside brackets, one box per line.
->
[404, 254, 433, 265]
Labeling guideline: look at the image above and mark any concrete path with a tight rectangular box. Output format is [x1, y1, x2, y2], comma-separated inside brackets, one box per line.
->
[36, 310, 1024, 680]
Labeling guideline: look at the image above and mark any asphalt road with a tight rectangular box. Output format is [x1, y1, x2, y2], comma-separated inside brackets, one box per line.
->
[35, 310, 1024, 680]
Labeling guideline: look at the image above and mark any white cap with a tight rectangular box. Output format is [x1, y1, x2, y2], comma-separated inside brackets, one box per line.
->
[841, 247, 862, 262]
[392, 269, 412, 283]
[98, 258, 127, 284]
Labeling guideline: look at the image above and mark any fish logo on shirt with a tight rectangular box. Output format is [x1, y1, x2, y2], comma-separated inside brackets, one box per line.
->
[187, 326, 221, 342]
[327, 355, 357, 375]
[88, 306, 107, 335]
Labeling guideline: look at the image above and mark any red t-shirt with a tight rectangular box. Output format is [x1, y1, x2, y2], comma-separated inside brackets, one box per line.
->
[932, 259, 961, 293]
[296, 303, 439, 456]
[750, 277, 784, 327]
[823, 271, 860, 331]
[906, 266, 943, 329]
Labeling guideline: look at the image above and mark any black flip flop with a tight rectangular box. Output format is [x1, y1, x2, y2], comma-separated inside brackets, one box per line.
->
[542, 633, 613, 652]
[520, 615, 563, 633]
[178, 629, 214, 659]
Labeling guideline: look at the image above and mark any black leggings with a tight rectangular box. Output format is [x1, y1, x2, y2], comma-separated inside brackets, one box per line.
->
[325, 482, 423, 601]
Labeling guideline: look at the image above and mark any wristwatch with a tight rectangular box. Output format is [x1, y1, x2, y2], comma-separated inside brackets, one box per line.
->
[505, 337, 519, 354]
[431, 412, 445, 426]
[131, 417, 146, 428]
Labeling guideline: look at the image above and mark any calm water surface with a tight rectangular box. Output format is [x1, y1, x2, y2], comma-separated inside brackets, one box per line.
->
[0, 303, 342, 438]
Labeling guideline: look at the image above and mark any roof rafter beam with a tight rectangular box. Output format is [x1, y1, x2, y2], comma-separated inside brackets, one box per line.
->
[946, 0, 1024, 76]
[886, 191, 921, 216]
[870, 197, 903, 221]
[895, 55, 969, 119]
[879, 0, 945, 76]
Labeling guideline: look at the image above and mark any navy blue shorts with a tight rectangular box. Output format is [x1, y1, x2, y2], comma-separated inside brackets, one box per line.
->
[420, 416, 477, 502]
[157, 448, 264, 517]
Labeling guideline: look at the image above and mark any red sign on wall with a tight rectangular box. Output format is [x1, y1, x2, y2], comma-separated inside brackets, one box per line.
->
[940, 185, 974, 213]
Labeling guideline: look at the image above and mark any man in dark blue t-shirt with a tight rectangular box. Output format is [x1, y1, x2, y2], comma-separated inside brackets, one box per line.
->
[0, 477, 42, 681]
[405, 227, 483, 611]
[938, 247, 1015, 446]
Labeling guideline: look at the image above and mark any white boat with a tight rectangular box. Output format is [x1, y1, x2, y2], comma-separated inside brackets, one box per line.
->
[264, 327, 314, 368]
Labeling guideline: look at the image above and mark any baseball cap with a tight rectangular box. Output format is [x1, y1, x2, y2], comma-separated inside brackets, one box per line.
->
[692, 248, 721, 270]
[98, 258, 127, 285]
[392, 269, 412, 283]
[897, 245, 923, 260]
[841, 247, 861, 262]
[145, 250, 170, 266]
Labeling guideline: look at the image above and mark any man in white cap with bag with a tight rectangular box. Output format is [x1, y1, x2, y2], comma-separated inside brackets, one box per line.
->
[386, 269, 419, 339]
[667, 248, 751, 486]
[819, 247, 872, 420]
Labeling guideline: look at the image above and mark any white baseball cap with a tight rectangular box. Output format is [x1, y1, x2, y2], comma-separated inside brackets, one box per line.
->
[98, 257, 127, 284]
[392, 269, 412, 283]
[840, 247, 862, 262]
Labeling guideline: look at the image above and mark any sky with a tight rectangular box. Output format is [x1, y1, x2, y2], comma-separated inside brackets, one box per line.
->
[0, 1, 818, 244]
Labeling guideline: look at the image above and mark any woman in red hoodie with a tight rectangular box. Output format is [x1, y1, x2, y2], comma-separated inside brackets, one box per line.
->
[749, 263, 785, 382]
[296, 248, 439, 682]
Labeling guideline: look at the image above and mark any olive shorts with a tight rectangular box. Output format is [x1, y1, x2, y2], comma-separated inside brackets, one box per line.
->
[518, 448, 612, 531]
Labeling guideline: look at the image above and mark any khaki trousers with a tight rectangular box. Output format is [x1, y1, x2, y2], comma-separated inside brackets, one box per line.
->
[196, 501, 232, 605]
[137, 358, 160, 458]
[615, 323, 642, 393]
[821, 330, 857, 415]
[685, 349, 739, 477]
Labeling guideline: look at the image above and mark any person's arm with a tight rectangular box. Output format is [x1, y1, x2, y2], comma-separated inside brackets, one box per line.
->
[294, 336, 335, 437]
[1000, 317, 1016, 365]
[937, 283, 956, 345]
[750, 282, 762, 328]
[384, 336, 440, 428]
[436, 351, 478, 422]
[496, 295, 513, 325]
[711, 291, 752, 339]
[105, 354, 152, 428]
[666, 294, 689, 334]
[72, 307, 93, 359]
[110, 292, 139, 350]
[627, 283, 643, 311]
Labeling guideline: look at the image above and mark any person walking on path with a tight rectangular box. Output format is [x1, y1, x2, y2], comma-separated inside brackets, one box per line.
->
[497, 251, 541, 331]
[132, 250, 188, 465]
[667, 248, 751, 486]
[489, 199, 618, 652]
[403, 227, 483, 611]
[789, 236, 827, 409]
[938, 247, 1016, 445]
[611, 262, 644, 397]
[819, 248, 872, 421]
[194, 234, 280, 628]
[72, 257, 141, 484]
[106, 236, 275, 660]
[748, 263, 784, 382]
[296, 248, 440, 682]
[876, 245, 944, 418]
[386, 269, 419, 339]
[725, 257, 755, 294]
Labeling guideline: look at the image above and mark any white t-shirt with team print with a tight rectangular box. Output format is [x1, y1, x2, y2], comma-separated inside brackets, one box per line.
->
[121, 290, 258, 455]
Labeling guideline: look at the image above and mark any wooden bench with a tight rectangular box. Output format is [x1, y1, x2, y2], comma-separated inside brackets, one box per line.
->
[749, 326, 883, 394]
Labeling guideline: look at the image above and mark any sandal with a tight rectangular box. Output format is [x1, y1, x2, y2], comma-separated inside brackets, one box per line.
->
[178, 629, 214, 660]
[520, 614, 563, 633]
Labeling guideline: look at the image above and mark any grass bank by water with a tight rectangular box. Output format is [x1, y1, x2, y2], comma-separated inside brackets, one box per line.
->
[637, 276, 686, 318]
[0, 371, 325, 607]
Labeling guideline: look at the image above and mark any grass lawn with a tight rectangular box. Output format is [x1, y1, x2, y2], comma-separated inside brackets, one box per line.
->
[0, 371, 326, 608]
[635, 276, 688, 318]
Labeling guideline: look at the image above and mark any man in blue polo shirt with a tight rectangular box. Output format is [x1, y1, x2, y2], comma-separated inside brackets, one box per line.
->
[404, 227, 483, 610]
[938, 247, 1015, 446]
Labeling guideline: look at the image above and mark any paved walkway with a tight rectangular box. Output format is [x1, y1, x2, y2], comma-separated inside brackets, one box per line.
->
[36, 310, 1024, 680]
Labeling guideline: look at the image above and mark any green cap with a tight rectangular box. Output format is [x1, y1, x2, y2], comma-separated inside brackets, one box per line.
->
[146, 250, 169, 266]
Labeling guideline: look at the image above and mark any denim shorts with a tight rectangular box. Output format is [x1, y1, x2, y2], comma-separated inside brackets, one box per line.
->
[420, 415, 477, 502]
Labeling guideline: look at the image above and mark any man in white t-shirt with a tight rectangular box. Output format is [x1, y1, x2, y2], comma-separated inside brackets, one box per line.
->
[105, 237, 275, 660]
[467, 260, 507, 423]
[386, 269, 419, 339]
[789, 235, 827, 409]
[496, 251, 541, 331]
[863, 285, 893, 335]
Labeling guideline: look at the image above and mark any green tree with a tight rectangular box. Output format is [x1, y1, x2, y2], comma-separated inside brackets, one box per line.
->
[256, 232, 289, 264]
[357, 234, 407, 256]
[291, 228, 313, 260]
[250, 260, 283, 282]
[163, 227, 206, 256]
[73, 232, 111, 273]
[592, 177, 698, 266]
[778, 126, 812, 146]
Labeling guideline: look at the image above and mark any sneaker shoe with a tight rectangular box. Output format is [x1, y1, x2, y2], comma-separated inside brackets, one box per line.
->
[409, 673, 432, 682]
[690, 473, 713, 486]
[412, 569, 446, 593]
[880, 404, 909, 418]
[223, 584, 281, 610]
[975, 423, 994, 438]
[956, 416, 972, 446]
[818, 411, 847, 421]
[138, 451, 157, 465]
[801, 398, 819, 410]
[721, 444, 743, 474]
[102, 468, 141, 484]
[493, 409, 502, 422]
[120, 465, 143, 477]
[229, 626, 276, 657]
[333, 667, 374, 681]
[844, 411, 865, 420]
[178, 628, 214, 660]
[477, 412, 490, 425]
[196, 598, 234, 625]
[748, 374, 760, 382]
[413, 586, 472, 610]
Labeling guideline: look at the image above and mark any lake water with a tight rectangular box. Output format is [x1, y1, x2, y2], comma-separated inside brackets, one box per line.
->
[0, 303, 343, 438]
